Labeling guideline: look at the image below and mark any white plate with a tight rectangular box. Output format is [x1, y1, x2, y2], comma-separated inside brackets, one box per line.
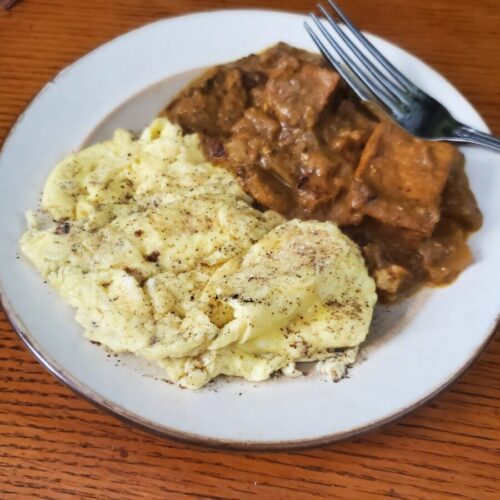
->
[0, 10, 498, 449]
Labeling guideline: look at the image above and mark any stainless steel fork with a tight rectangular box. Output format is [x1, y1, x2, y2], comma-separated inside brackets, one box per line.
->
[305, 0, 500, 152]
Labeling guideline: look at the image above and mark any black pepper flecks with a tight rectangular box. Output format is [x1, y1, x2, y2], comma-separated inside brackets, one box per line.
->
[54, 220, 71, 235]
[145, 251, 160, 263]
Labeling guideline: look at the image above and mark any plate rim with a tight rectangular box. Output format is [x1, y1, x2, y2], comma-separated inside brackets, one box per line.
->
[0, 8, 498, 450]
[2, 291, 498, 450]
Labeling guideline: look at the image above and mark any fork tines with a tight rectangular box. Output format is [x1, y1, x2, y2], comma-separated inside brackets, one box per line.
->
[305, 0, 419, 115]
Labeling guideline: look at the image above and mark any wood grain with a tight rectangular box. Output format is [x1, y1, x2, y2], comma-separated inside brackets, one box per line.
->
[1, 1, 499, 498]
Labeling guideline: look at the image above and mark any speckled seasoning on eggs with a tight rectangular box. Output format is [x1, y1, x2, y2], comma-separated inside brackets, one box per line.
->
[20, 118, 376, 389]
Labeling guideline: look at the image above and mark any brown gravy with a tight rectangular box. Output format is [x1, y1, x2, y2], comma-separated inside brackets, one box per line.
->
[165, 43, 482, 302]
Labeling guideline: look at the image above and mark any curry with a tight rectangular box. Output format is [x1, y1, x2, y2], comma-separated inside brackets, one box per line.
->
[166, 43, 482, 302]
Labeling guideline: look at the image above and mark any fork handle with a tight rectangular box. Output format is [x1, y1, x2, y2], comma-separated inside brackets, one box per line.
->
[451, 124, 500, 152]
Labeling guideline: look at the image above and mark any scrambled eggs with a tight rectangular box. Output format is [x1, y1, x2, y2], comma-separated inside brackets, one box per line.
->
[21, 118, 376, 389]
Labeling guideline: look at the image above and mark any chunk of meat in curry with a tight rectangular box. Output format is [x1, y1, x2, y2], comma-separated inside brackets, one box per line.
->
[166, 43, 482, 302]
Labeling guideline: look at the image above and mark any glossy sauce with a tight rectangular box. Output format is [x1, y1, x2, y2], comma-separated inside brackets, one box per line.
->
[166, 43, 482, 302]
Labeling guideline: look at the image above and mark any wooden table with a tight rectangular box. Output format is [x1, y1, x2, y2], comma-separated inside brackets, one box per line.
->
[1, 1, 499, 498]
